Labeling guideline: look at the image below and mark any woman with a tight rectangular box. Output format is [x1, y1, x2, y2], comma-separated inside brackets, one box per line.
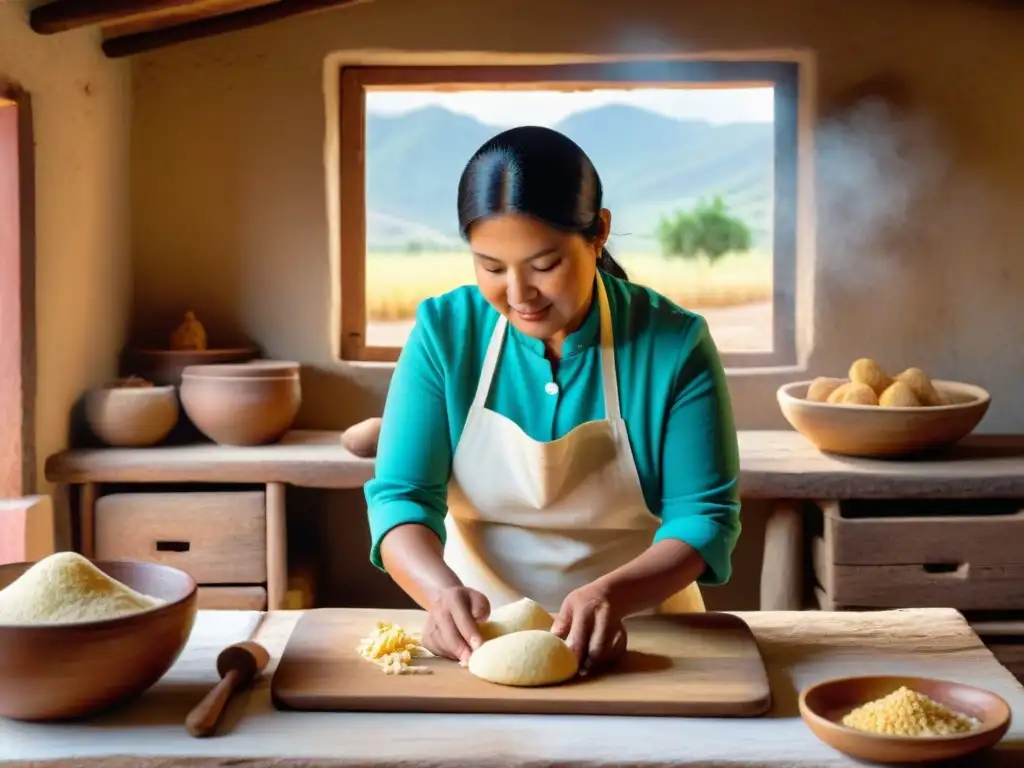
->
[365, 125, 740, 675]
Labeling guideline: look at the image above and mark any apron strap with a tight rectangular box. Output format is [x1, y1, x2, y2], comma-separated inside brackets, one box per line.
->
[595, 274, 622, 422]
[471, 314, 508, 410]
[469, 275, 622, 421]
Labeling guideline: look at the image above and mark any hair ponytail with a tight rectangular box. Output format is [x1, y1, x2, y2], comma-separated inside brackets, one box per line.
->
[596, 247, 629, 281]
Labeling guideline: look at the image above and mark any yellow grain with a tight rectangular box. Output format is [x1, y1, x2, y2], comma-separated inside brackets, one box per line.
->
[841, 686, 980, 737]
[356, 620, 433, 675]
[0, 552, 164, 624]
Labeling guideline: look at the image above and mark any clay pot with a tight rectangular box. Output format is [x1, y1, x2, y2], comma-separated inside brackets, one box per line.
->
[84, 384, 179, 447]
[179, 362, 301, 446]
[122, 347, 259, 387]
[0, 560, 197, 721]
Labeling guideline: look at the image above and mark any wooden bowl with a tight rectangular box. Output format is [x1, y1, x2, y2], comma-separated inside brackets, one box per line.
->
[180, 363, 301, 446]
[777, 379, 990, 458]
[84, 384, 179, 447]
[799, 675, 1011, 764]
[0, 560, 197, 721]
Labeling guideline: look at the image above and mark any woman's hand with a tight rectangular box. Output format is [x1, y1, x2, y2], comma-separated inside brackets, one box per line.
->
[420, 586, 491, 665]
[551, 583, 628, 675]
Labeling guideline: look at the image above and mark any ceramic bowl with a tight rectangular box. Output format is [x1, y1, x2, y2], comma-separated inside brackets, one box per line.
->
[799, 675, 1011, 764]
[122, 347, 259, 387]
[777, 379, 990, 458]
[179, 361, 301, 446]
[182, 361, 300, 379]
[0, 559, 197, 721]
[84, 384, 180, 447]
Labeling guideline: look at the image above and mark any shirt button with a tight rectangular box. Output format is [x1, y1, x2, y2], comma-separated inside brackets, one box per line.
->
[544, 382, 559, 396]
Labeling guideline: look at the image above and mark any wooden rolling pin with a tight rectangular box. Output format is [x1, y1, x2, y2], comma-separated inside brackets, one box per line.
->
[185, 640, 270, 738]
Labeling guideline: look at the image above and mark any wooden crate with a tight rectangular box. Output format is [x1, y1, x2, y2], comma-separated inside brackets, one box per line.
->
[197, 586, 268, 610]
[94, 491, 267, 605]
[812, 499, 1024, 611]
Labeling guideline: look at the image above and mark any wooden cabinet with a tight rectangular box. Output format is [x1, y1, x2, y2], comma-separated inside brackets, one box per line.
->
[94, 491, 267, 583]
[813, 499, 1024, 611]
[89, 487, 286, 610]
[812, 499, 1024, 683]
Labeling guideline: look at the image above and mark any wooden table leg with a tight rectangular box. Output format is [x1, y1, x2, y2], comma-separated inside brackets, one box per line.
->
[760, 500, 804, 611]
[266, 482, 288, 610]
[79, 483, 97, 558]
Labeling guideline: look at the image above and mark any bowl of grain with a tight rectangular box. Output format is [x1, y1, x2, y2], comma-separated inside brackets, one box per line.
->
[799, 676, 1011, 764]
[777, 358, 990, 458]
[0, 552, 198, 721]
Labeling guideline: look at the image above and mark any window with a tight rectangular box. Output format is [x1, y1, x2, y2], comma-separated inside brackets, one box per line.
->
[338, 61, 799, 367]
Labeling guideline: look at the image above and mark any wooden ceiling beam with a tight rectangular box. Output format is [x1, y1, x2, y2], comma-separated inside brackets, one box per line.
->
[30, 0, 197, 35]
[101, 0, 369, 58]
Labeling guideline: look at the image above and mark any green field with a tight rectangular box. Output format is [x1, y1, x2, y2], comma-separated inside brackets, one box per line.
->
[366, 250, 773, 322]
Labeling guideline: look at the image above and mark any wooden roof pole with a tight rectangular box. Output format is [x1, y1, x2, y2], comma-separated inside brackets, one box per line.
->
[101, 0, 369, 58]
[30, 0, 198, 35]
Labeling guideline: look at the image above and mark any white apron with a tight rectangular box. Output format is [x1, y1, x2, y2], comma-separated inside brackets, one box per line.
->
[444, 275, 704, 615]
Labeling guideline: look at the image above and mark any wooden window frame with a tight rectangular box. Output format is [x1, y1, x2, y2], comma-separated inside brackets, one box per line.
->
[339, 61, 799, 367]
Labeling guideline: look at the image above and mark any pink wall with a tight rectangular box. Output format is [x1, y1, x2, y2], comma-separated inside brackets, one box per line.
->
[0, 102, 23, 498]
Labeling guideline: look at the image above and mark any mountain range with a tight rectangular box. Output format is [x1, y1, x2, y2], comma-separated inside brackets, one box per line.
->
[365, 104, 774, 253]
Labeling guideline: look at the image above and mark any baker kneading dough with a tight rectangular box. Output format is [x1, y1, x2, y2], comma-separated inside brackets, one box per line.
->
[468, 629, 579, 687]
[477, 597, 554, 641]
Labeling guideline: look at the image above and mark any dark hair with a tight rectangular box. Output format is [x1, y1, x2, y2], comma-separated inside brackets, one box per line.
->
[457, 125, 628, 281]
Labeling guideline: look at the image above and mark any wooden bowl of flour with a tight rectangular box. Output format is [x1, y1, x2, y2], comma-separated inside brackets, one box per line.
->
[0, 559, 197, 721]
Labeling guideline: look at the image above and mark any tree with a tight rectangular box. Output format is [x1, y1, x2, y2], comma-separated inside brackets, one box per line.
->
[657, 196, 753, 264]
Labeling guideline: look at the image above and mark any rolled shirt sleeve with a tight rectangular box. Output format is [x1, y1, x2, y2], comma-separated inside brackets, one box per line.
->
[364, 301, 452, 570]
[651, 316, 741, 586]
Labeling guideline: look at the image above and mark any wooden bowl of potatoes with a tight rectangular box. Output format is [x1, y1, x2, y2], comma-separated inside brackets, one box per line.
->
[777, 359, 990, 458]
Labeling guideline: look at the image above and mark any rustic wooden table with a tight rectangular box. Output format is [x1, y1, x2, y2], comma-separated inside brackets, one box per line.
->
[0, 608, 1021, 767]
[44, 430, 1024, 611]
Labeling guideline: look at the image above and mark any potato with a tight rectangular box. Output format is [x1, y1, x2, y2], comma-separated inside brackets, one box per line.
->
[806, 377, 846, 403]
[895, 367, 942, 407]
[827, 381, 879, 406]
[849, 358, 892, 396]
[879, 380, 922, 407]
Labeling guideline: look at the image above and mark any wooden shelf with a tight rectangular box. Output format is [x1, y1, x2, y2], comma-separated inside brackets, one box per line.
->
[45, 429, 1024, 498]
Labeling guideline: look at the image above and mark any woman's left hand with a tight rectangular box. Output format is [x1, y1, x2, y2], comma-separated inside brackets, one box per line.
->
[551, 583, 628, 675]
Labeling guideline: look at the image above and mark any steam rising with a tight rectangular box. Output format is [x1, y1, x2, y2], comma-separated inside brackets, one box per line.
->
[815, 94, 952, 289]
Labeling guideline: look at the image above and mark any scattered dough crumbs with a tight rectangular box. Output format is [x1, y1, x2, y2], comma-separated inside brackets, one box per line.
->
[841, 686, 980, 737]
[0, 552, 165, 624]
[356, 621, 433, 675]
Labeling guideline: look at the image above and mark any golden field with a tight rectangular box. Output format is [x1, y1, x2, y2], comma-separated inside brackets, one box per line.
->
[366, 250, 773, 321]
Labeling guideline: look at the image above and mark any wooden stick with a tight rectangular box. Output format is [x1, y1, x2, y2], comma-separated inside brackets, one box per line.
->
[265, 482, 288, 610]
[30, 0, 197, 35]
[79, 482, 97, 558]
[101, 0, 370, 58]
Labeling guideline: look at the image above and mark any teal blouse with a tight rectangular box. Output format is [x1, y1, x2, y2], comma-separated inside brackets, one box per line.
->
[364, 270, 742, 586]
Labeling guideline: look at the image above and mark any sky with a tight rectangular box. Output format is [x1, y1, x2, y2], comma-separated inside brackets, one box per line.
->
[366, 87, 774, 127]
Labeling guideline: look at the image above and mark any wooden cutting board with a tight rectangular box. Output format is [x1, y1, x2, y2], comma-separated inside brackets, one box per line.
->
[271, 608, 771, 717]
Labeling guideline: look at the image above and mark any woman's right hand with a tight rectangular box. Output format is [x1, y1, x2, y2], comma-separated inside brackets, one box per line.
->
[421, 586, 491, 665]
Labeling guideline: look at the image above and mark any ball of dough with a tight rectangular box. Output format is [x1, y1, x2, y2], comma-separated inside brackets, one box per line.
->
[467, 630, 578, 687]
[879, 380, 922, 408]
[806, 377, 846, 403]
[478, 597, 553, 641]
[895, 367, 942, 407]
[849, 358, 892, 395]
[827, 381, 879, 406]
